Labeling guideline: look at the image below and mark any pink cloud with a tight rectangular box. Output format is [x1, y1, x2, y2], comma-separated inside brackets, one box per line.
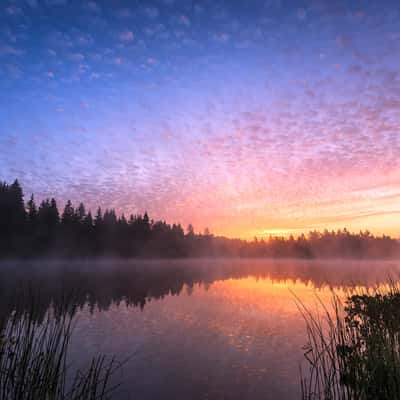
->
[119, 31, 134, 42]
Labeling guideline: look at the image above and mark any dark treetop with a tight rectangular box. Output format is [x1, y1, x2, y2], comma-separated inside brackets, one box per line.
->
[0, 179, 399, 259]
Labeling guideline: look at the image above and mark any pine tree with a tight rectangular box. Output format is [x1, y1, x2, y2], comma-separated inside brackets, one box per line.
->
[187, 224, 194, 237]
[49, 198, 60, 228]
[9, 179, 26, 231]
[76, 202, 86, 223]
[61, 200, 75, 226]
[84, 211, 93, 228]
[94, 207, 103, 227]
[27, 194, 38, 227]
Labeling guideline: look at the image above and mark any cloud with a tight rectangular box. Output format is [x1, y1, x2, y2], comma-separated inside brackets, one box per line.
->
[68, 53, 85, 62]
[143, 24, 166, 37]
[119, 31, 134, 42]
[5, 6, 23, 16]
[144, 6, 159, 18]
[1, 0, 400, 238]
[297, 8, 306, 20]
[0, 45, 24, 56]
[77, 34, 94, 46]
[336, 34, 352, 49]
[45, 0, 68, 5]
[264, 0, 282, 9]
[114, 57, 125, 65]
[213, 32, 230, 43]
[26, 0, 39, 7]
[48, 32, 74, 48]
[178, 15, 191, 27]
[114, 8, 134, 19]
[89, 72, 101, 80]
[85, 1, 100, 13]
[194, 4, 203, 14]
[77, 64, 90, 74]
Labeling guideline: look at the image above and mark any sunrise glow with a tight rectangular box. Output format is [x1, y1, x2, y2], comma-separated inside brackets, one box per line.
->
[1, 1, 400, 239]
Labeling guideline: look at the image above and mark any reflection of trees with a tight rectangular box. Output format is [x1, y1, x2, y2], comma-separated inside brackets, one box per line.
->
[0, 260, 398, 322]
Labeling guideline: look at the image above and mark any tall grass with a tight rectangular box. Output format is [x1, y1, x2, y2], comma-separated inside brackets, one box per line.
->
[0, 301, 120, 400]
[298, 284, 400, 400]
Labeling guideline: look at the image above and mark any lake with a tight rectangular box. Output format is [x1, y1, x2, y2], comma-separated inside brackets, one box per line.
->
[1, 259, 399, 399]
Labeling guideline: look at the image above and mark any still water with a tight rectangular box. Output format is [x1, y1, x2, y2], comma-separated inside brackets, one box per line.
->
[1, 259, 400, 399]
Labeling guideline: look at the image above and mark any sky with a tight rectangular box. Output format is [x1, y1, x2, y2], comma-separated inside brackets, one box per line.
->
[0, 0, 400, 239]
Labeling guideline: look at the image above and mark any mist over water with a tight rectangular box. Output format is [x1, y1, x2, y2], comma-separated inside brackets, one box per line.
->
[1, 259, 400, 399]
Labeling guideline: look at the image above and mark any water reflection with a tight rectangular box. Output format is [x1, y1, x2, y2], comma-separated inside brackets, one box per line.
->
[1, 259, 400, 399]
[69, 276, 316, 399]
[0, 259, 399, 322]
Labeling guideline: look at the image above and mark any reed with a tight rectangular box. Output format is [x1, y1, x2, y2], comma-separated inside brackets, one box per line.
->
[0, 301, 119, 400]
[298, 283, 400, 400]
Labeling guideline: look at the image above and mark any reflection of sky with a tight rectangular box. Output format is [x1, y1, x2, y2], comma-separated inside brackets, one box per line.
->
[3, 259, 400, 398]
[1, 0, 400, 238]
[70, 269, 397, 400]
[71, 277, 319, 400]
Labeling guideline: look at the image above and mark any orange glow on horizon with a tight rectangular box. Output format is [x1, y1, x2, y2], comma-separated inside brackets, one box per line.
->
[199, 196, 400, 240]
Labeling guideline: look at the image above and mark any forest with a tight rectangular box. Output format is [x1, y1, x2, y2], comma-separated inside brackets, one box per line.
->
[1, 179, 399, 259]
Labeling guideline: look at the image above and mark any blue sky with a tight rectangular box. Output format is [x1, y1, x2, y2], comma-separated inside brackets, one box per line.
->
[1, 0, 400, 238]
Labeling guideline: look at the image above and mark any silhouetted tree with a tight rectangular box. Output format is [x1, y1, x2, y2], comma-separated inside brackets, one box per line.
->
[9, 179, 26, 229]
[76, 202, 86, 223]
[62, 200, 75, 226]
[187, 224, 194, 237]
[94, 207, 103, 227]
[0, 180, 26, 255]
[1, 178, 400, 259]
[27, 194, 38, 228]
[34, 198, 60, 255]
[84, 211, 93, 228]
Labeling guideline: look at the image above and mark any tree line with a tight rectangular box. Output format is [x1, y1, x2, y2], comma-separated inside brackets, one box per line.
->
[0, 179, 399, 259]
